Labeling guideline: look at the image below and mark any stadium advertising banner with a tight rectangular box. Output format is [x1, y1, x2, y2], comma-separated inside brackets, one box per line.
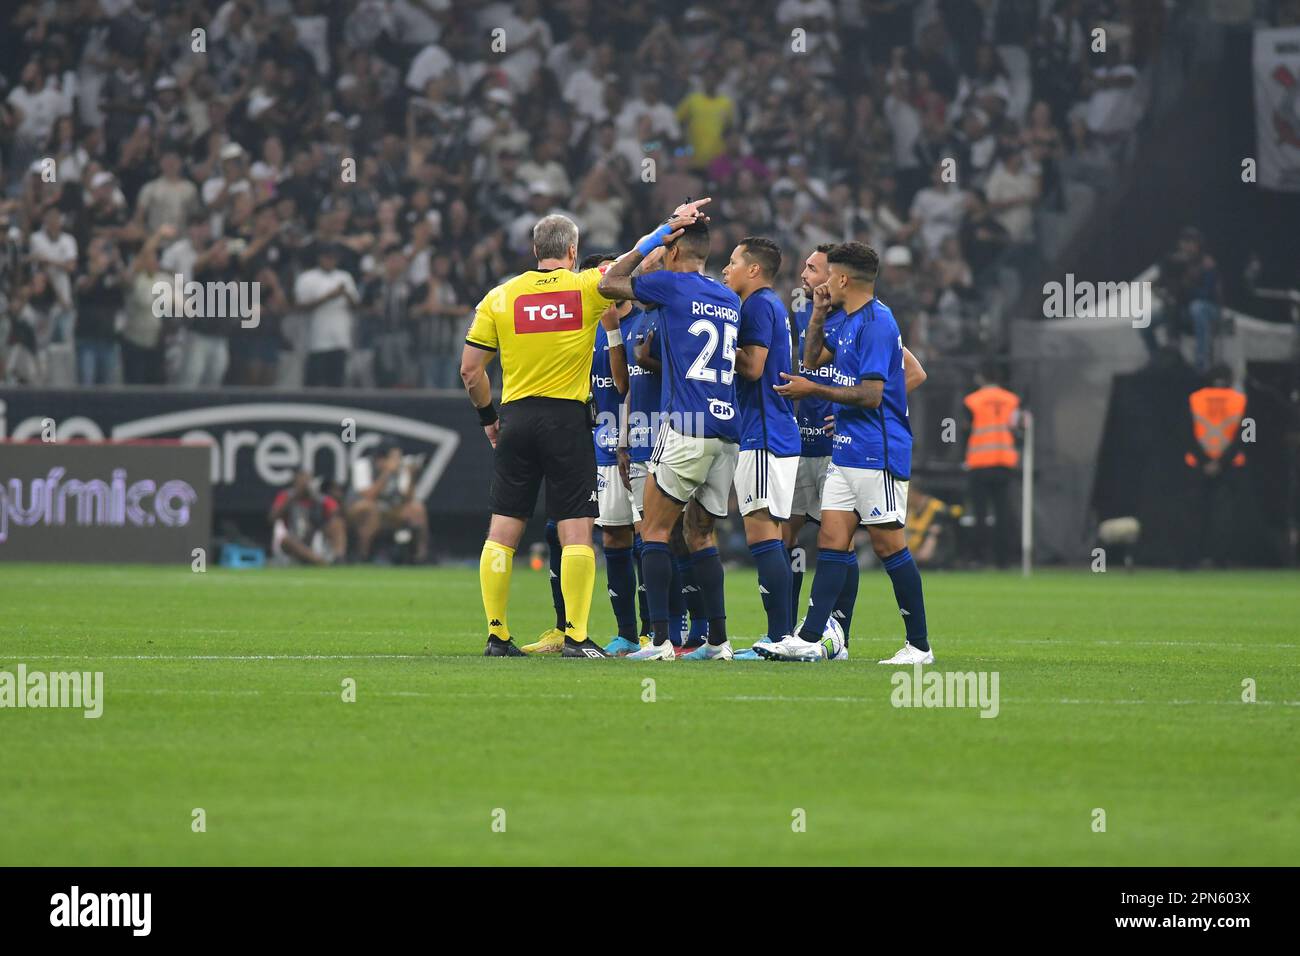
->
[1254, 26, 1300, 192]
[0, 389, 488, 518]
[0, 442, 211, 563]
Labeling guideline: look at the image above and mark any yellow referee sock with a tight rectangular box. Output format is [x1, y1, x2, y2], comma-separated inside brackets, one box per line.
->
[479, 541, 515, 641]
[559, 544, 596, 643]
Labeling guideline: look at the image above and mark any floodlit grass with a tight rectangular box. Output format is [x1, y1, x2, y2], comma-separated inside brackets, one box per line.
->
[1, 563, 1296, 865]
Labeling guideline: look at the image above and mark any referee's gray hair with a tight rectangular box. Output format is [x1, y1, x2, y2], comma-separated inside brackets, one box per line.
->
[532, 214, 579, 261]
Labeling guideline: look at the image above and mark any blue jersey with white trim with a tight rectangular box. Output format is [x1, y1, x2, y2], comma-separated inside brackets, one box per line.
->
[736, 287, 800, 456]
[622, 307, 659, 463]
[793, 301, 849, 458]
[631, 271, 740, 442]
[829, 299, 912, 479]
[591, 322, 624, 466]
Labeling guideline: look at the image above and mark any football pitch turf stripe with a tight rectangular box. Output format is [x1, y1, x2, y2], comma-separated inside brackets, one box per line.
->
[1, 563, 1296, 865]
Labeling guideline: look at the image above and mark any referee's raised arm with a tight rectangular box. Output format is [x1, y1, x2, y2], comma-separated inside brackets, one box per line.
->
[459, 214, 622, 659]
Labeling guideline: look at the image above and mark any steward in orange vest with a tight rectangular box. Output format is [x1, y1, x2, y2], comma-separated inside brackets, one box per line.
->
[962, 368, 1021, 568]
[1184, 367, 1247, 474]
[964, 383, 1021, 470]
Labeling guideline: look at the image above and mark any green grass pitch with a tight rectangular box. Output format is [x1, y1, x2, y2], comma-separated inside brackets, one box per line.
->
[1, 562, 1296, 866]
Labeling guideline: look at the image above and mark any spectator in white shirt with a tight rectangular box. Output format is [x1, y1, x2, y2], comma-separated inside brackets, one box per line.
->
[28, 206, 77, 340]
[904, 162, 970, 259]
[296, 244, 360, 388]
[616, 78, 681, 142]
[984, 147, 1041, 244]
[134, 146, 201, 235]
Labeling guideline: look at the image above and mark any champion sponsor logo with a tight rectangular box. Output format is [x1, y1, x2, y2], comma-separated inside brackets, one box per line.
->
[514, 290, 583, 333]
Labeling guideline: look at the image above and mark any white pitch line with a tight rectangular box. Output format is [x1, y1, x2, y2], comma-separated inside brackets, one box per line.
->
[999, 639, 1299, 649]
[89, 688, 1300, 707]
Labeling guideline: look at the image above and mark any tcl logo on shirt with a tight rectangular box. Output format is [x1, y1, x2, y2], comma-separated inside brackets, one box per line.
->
[514, 290, 583, 334]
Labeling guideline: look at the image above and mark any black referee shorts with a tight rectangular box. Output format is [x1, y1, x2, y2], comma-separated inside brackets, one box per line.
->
[490, 397, 598, 521]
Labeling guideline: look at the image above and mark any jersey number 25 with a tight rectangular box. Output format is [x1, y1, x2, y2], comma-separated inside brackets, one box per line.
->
[685, 319, 737, 385]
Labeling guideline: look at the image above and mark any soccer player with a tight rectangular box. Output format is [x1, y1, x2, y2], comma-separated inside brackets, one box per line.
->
[769, 242, 934, 664]
[597, 199, 742, 661]
[460, 214, 624, 658]
[720, 237, 801, 660]
[625, 313, 704, 655]
[784, 244, 928, 656]
[587, 254, 643, 655]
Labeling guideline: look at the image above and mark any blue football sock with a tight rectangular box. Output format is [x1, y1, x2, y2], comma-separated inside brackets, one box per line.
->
[633, 533, 651, 636]
[831, 549, 859, 643]
[789, 545, 805, 634]
[675, 555, 708, 642]
[545, 520, 564, 630]
[690, 546, 728, 645]
[641, 541, 673, 645]
[882, 547, 929, 652]
[751, 538, 793, 641]
[668, 557, 686, 646]
[798, 549, 853, 641]
[604, 546, 638, 641]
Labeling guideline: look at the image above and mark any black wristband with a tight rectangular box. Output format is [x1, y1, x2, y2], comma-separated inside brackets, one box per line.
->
[476, 402, 498, 427]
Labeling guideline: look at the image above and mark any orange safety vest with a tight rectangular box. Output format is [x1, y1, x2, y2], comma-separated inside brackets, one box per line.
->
[1185, 387, 1247, 467]
[964, 386, 1020, 469]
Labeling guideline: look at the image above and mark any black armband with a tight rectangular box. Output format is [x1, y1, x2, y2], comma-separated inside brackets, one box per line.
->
[476, 401, 498, 427]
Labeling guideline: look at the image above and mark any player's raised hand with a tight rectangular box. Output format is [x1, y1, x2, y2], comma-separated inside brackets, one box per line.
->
[671, 197, 711, 220]
[773, 371, 816, 399]
[811, 282, 832, 314]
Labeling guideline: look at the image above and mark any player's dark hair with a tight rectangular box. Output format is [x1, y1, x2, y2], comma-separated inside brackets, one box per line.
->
[815, 242, 837, 255]
[668, 219, 710, 261]
[738, 236, 781, 278]
[826, 241, 879, 283]
[580, 253, 614, 271]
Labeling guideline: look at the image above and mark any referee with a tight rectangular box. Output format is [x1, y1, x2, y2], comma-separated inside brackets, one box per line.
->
[460, 214, 625, 658]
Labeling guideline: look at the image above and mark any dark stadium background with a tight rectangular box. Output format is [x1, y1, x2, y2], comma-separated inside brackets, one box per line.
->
[1, 0, 1297, 567]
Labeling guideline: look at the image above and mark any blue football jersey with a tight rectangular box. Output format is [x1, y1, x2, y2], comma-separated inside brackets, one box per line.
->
[792, 300, 849, 458]
[622, 307, 660, 463]
[737, 287, 800, 456]
[631, 271, 740, 442]
[591, 322, 625, 466]
[828, 299, 912, 479]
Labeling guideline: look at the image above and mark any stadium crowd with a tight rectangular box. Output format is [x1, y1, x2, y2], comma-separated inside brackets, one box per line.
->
[1, 0, 1163, 388]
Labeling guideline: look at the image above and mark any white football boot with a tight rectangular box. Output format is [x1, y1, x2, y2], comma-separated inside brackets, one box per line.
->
[877, 643, 935, 665]
[769, 635, 827, 662]
[625, 640, 677, 661]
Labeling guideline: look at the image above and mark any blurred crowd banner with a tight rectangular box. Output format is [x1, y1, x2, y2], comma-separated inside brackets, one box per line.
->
[0, 441, 210, 563]
[1254, 25, 1300, 192]
[0, 388, 488, 521]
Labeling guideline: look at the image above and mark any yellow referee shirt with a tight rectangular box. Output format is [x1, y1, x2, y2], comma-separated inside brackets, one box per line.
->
[466, 267, 612, 405]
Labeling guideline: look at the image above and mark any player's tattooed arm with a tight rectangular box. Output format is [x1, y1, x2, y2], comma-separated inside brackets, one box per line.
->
[773, 373, 884, 409]
[801, 283, 836, 369]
